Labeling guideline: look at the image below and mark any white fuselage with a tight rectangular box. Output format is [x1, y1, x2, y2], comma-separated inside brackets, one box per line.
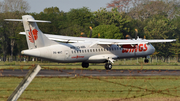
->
[22, 42, 155, 63]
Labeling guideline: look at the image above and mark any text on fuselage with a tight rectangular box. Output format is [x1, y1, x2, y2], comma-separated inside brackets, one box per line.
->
[70, 46, 86, 49]
[122, 44, 148, 53]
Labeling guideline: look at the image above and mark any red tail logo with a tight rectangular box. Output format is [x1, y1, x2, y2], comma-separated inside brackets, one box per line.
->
[28, 28, 38, 43]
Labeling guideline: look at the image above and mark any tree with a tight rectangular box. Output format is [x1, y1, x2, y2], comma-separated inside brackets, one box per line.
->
[128, 0, 180, 20]
[144, 16, 176, 39]
[2, 12, 25, 61]
[144, 15, 177, 59]
[43, 7, 60, 14]
[32, 7, 65, 34]
[170, 41, 180, 62]
[107, 0, 142, 13]
[0, 0, 30, 61]
[93, 8, 130, 38]
[1, 0, 30, 13]
[92, 24, 123, 39]
[59, 7, 94, 36]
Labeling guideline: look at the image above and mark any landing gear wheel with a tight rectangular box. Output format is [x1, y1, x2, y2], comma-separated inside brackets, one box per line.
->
[144, 59, 149, 63]
[82, 62, 89, 68]
[105, 63, 112, 70]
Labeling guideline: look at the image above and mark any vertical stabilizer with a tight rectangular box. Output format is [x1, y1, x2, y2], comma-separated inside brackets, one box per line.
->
[22, 15, 57, 49]
[5, 15, 58, 49]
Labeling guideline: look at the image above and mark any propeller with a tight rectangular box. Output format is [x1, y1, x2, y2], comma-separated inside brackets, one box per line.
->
[80, 26, 92, 38]
[135, 29, 138, 40]
[89, 26, 92, 38]
[126, 29, 139, 40]
[126, 35, 132, 39]
[80, 32, 87, 37]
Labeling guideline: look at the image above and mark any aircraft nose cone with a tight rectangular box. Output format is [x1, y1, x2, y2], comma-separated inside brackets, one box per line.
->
[150, 44, 155, 54]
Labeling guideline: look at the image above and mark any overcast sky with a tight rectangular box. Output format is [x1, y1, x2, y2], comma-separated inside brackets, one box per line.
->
[25, 0, 112, 13]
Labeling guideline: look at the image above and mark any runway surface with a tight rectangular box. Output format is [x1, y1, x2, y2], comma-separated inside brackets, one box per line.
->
[0, 69, 180, 77]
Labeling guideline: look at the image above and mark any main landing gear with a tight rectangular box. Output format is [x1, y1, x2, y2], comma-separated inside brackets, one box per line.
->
[81, 62, 112, 70]
[82, 62, 89, 68]
[105, 57, 114, 70]
[144, 57, 149, 63]
[105, 63, 112, 70]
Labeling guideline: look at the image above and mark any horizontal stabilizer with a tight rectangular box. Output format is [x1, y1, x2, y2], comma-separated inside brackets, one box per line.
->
[19, 32, 26, 35]
[27, 19, 51, 23]
[4, 19, 51, 23]
[4, 19, 22, 22]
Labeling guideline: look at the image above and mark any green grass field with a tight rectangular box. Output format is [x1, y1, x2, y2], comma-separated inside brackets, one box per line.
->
[0, 58, 180, 70]
[1, 76, 180, 101]
[0, 59, 180, 101]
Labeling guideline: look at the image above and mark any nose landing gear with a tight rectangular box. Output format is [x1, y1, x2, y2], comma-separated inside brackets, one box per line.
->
[144, 58, 149, 63]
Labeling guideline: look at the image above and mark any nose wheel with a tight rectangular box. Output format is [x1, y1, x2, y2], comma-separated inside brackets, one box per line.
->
[144, 58, 149, 63]
[105, 63, 112, 70]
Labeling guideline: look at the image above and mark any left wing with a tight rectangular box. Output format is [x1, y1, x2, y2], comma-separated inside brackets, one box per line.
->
[20, 32, 176, 45]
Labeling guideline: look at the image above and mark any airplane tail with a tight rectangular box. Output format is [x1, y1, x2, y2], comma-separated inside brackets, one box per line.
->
[5, 15, 57, 49]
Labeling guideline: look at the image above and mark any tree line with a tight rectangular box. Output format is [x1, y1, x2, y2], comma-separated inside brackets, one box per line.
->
[0, 0, 180, 62]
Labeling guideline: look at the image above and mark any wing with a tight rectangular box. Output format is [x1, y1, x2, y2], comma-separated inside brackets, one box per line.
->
[19, 32, 176, 45]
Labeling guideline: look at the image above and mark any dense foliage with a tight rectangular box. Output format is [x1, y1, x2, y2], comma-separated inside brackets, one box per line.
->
[0, 0, 180, 62]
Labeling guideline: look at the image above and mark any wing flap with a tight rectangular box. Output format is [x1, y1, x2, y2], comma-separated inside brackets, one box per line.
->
[97, 41, 148, 45]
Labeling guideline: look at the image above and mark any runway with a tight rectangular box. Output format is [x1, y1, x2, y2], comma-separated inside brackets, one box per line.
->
[0, 69, 180, 77]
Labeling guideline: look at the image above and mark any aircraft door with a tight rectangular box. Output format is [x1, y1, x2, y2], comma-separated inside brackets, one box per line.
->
[65, 50, 70, 60]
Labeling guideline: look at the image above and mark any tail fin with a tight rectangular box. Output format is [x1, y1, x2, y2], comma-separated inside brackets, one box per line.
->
[5, 15, 57, 49]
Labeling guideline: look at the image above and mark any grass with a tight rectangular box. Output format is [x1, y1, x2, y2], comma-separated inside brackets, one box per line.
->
[0, 59, 179, 100]
[0, 76, 180, 101]
[0, 57, 180, 70]
[1, 57, 180, 66]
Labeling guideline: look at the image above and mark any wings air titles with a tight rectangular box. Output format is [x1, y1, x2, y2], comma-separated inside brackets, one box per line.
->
[122, 44, 148, 53]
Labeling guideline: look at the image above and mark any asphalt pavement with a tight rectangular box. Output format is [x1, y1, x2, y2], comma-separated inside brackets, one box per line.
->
[0, 69, 179, 77]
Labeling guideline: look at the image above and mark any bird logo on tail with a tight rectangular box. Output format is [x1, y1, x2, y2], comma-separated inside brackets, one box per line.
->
[28, 28, 38, 43]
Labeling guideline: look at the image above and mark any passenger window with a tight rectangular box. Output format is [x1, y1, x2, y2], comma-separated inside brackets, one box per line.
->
[87, 49, 89, 52]
[90, 49, 92, 52]
[82, 50, 84, 53]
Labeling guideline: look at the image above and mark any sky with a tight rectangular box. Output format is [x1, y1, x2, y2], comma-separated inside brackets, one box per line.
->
[25, 0, 112, 13]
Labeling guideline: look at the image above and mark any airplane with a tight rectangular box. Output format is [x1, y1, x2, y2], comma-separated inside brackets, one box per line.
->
[5, 15, 176, 70]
